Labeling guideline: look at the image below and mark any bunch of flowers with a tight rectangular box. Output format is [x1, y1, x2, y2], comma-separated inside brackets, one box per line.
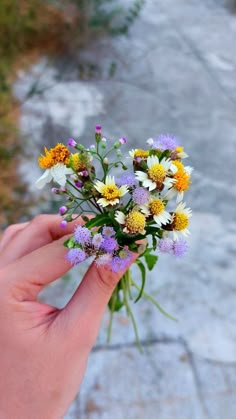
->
[36, 126, 193, 348]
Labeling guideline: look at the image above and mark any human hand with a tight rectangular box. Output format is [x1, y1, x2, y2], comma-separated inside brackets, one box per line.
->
[0, 215, 136, 419]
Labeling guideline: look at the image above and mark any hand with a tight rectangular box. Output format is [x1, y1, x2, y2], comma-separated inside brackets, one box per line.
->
[0, 215, 136, 419]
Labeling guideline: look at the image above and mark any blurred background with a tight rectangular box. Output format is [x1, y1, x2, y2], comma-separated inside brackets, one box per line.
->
[1, 0, 236, 418]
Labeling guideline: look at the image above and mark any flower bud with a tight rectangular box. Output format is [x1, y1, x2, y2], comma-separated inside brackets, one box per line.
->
[51, 187, 59, 194]
[113, 141, 120, 149]
[119, 137, 127, 145]
[60, 220, 68, 228]
[59, 206, 67, 215]
[116, 149, 122, 158]
[103, 157, 109, 165]
[75, 180, 83, 188]
[67, 138, 77, 147]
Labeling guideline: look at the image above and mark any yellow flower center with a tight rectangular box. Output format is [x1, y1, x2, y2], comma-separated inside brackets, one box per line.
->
[101, 184, 121, 201]
[125, 211, 146, 234]
[174, 171, 191, 192]
[70, 153, 87, 172]
[172, 160, 184, 172]
[176, 146, 184, 153]
[174, 213, 189, 230]
[134, 149, 149, 159]
[38, 144, 70, 169]
[149, 199, 165, 215]
[148, 164, 166, 183]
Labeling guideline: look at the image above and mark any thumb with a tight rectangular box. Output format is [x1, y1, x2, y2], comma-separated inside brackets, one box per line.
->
[62, 253, 137, 339]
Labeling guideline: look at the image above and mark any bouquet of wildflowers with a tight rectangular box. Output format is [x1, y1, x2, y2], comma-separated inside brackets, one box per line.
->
[36, 126, 193, 347]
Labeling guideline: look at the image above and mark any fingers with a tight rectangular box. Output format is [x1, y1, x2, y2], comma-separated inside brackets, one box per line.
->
[0, 222, 29, 252]
[61, 253, 138, 344]
[0, 215, 84, 269]
[0, 235, 72, 300]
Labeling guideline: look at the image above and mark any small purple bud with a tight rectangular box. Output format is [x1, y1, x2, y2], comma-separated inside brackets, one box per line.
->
[80, 170, 88, 177]
[95, 125, 102, 134]
[101, 137, 107, 142]
[51, 187, 59, 194]
[68, 138, 77, 147]
[60, 186, 67, 193]
[59, 206, 67, 215]
[75, 180, 83, 188]
[60, 220, 68, 228]
[119, 137, 127, 145]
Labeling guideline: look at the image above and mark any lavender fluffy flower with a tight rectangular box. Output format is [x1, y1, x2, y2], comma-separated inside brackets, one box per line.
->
[132, 187, 150, 205]
[110, 256, 126, 272]
[92, 233, 104, 249]
[152, 134, 179, 151]
[173, 239, 188, 257]
[66, 248, 87, 265]
[100, 237, 118, 253]
[102, 226, 116, 237]
[158, 237, 174, 254]
[74, 225, 91, 245]
[117, 172, 137, 187]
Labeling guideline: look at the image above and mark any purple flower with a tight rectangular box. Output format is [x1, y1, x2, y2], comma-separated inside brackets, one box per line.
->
[119, 137, 127, 145]
[75, 180, 83, 188]
[102, 226, 116, 237]
[152, 134, 179, 151]
[173, 239, 188, 257]
[100, 237, 118, 253]
[96, 253, 112, 266]
[95, 125, 102, 134]
[158, 238, 174, 254]
[68, 138, 77, 147]
[117, 172, 137, 187]
[132, 187, 150, 205]
[92, 233, 104, 249]
[74, 226, 91, 245]
[66, 248, 87, 265]
[51, 187, 59, 194]
[59, 206, 67, 215]
[60, 220, 68, 228]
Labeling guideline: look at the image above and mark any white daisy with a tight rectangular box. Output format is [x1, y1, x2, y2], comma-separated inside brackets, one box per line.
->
[139, 197, 171, 227]
[135, 155, 177, 191]
[35, 163, 73, 189]
[115, 210, 146, 235]
[171, 202, 192, 239]
[94, 175, 128, 207]
[164, 161, 193, 203]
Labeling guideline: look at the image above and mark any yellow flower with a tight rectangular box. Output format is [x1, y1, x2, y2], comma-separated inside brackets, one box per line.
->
[94, 175, 128, 207]
[38, 143, 70, 169]
[115, 210, 146, 235]
[135, 155, 176, 191]
[129, 149, 149, 160]
[36, 143, 72, 189]
[165, 161, 193, 203]
[140, 197, 171, 227]
[172, 202, 192, 239]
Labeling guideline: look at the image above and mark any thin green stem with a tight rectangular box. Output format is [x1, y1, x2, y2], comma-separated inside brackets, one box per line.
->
[107, 287, 118, 343]
[131, 280, 177, 321]
[121, 274, 142, 352]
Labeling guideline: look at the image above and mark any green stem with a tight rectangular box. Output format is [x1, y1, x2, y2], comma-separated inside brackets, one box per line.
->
[121, 274, 143, 352]
[131, 280, 177, 321]
[107, 287, 117, 343]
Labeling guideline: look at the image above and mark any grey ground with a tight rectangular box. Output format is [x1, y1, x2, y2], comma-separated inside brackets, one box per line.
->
[14, 0, 236, 418]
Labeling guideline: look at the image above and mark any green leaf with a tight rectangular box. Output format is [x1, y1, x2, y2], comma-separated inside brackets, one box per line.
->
[85, 214, 111, 229]
[152, 234, 157, 250]
[134, 259, 146, 303]
[144, 253, 158, 270]
[63, 238, 76, 248]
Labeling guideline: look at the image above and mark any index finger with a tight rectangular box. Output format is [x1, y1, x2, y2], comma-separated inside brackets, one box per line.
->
[0, 214, 85, 269]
